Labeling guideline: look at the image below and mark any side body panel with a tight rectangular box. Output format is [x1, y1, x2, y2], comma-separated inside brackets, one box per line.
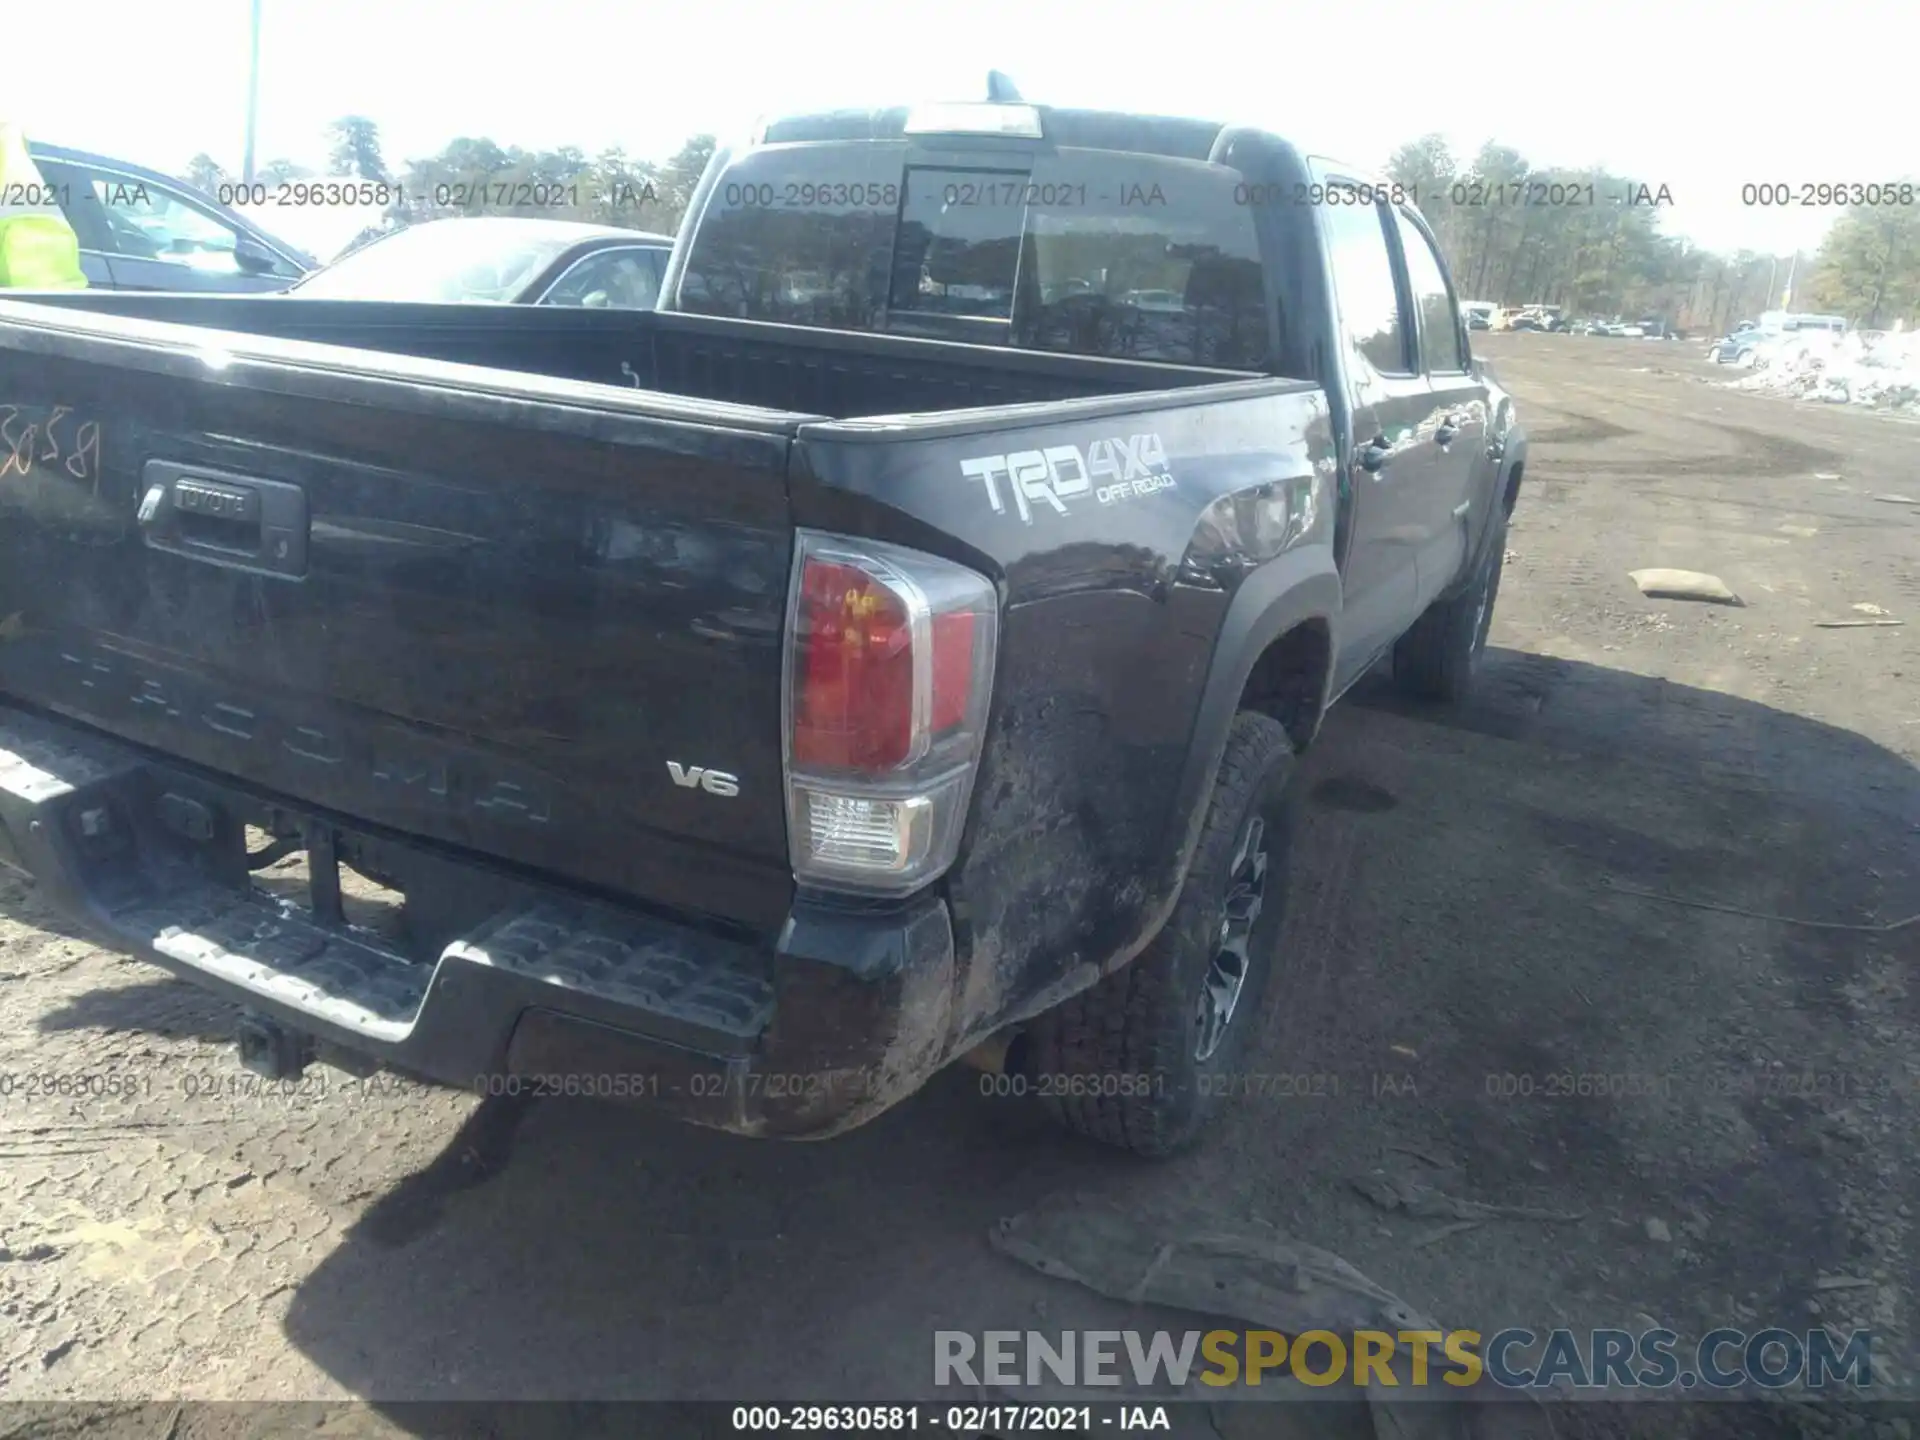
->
[1381, 202, 1494, 603]
[1303, 160, 1443, 692]
[794, 380, 1339, 1050]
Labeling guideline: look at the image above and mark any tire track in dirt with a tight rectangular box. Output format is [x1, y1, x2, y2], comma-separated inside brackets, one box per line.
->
[1535, 406, 1844, 480]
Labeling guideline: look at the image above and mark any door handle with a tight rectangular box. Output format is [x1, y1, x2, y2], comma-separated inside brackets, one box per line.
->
[1359, 439, 1391, 472]
[138, 460, 309, 578]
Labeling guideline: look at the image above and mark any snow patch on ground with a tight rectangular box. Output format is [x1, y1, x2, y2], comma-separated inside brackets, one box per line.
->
[1726, 330, 1920, 412]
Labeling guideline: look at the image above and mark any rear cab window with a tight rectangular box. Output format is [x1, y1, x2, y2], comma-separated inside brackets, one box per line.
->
[675, 141, 1274, 371]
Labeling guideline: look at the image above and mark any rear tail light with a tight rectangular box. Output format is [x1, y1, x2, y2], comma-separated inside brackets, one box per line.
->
[783, 530, 998, 894]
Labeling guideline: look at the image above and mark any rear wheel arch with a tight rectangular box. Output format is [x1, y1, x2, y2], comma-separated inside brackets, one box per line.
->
[1237, 617, 1333, 755]
[1172, 550, 1340, 850]
[993, 554, 1338, 1033]
[1501, 455, 1526, 517]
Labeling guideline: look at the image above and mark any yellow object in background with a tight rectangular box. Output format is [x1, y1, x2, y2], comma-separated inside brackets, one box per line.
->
[0, 122, 88, 289]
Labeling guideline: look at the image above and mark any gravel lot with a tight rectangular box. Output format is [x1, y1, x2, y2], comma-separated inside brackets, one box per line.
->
[1, 334, 1915, 1431]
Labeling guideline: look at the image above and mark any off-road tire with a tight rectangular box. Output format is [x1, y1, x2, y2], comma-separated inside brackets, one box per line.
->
[1391, 510, 1509, 703]
[1024, 711, 1295, 1158]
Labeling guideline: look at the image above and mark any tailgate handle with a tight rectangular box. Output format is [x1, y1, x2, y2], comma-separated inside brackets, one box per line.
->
[138, 461, 309, 579]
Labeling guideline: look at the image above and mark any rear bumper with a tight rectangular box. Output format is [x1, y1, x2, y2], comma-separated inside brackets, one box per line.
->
[0, 706, 956, 1138]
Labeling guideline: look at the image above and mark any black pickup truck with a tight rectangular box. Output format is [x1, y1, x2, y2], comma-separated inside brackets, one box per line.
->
[0, 98, 1525, 1156]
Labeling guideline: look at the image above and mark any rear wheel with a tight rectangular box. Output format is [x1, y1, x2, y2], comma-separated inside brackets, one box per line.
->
[1024, 711, 1295, 1158]
[1391, 510, 1509, 703]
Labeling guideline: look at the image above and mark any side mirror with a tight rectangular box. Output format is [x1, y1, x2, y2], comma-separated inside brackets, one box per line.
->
[233, 237, 280, 276]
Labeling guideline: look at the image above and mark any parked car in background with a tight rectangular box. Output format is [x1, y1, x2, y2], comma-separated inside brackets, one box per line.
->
[288, 217, 673, 308]
[1506, 305, 1564, 332]
[26, 143, 314, 291]
[1462, 301, 1497, 330]
[1708, 312, 1846, 364]
[1710, 332, 1766, 364]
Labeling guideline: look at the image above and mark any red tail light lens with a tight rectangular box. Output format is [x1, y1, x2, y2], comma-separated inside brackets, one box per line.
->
[929, 612, 975, 734]
[792, 558, 916, 772]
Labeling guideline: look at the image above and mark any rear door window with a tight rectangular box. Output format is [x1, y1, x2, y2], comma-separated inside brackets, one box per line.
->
[26, 160, 108, 251]
[65, 167, 273, 276]
[1392, 208, 1467, 373]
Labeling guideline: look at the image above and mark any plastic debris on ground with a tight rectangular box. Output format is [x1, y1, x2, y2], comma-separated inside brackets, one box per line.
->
[1725, 329, 1920, 413]
[1628, 568, 1744, 605]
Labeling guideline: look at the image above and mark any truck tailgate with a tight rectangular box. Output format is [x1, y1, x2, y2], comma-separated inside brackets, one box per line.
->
[0, 300, 801, 931]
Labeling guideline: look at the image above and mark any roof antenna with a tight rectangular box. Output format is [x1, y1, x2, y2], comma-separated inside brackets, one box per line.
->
[986, 71, 1023, 102]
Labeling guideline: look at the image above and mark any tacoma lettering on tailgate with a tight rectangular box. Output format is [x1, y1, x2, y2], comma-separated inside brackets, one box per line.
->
[47, 642, 554, 826]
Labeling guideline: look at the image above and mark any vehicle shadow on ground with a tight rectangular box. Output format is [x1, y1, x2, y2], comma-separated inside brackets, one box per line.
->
[256, 648, 1917, 1410]
[286, 1071, 1156, 1401]
[36, 976, 237, 1044]
[1350, 646, 1918, 814]
[0, 872, 101, 946]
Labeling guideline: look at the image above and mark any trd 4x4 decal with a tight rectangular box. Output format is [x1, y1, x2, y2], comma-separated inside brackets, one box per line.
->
[960, 433, 1174, 524]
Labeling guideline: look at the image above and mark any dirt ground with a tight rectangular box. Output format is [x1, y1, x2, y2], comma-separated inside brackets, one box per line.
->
[1, 334, 1915, 1429]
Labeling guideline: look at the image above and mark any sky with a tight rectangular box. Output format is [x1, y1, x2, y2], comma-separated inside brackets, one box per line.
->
[11, 0, 1908, 259]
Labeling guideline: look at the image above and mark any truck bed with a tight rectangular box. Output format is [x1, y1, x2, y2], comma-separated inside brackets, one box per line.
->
[0, 293, 1304, 942]
[4, 291, 1244, 419]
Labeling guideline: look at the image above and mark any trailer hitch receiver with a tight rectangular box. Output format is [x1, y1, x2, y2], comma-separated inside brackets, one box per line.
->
[237, 1008, 312, 1081]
